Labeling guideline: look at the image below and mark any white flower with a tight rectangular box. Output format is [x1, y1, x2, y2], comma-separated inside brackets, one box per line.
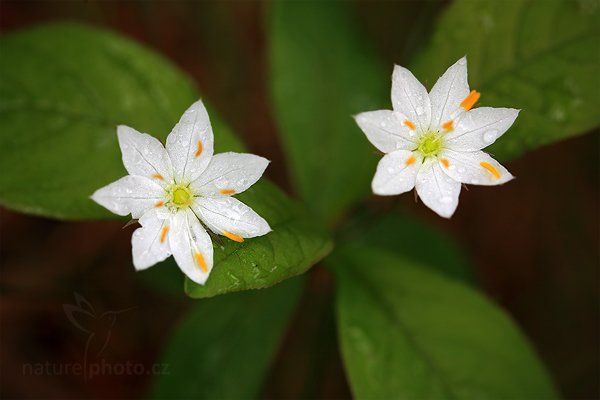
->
[355, 57, 519, 218]
[91, 100, 271, 284]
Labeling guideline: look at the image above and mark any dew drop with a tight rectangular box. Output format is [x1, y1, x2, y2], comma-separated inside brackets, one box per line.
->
[416, 106, 424, 116]
[483, 130, 499, 143]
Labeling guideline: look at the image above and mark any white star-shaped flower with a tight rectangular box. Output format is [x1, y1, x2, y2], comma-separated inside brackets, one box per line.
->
[92, 100, 271, 284]
[355, 57, 519, 218]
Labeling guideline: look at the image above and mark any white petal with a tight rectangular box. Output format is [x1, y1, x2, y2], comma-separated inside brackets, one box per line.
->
[117, 125, 173, 185]
[169, 209, 214, 285]
[391, 65, 431, 130]
[354, 110, 417, 153]
[372, 150, 421, 196]
[191, 152, 269, 197]
[429, 57, 470, 129]
[192, 197, 271, 238]
[439, 149, 514, 186]
[91, 176, 165, 218]
[131, 209, 171, 271]
[166, 100, 214, 183]
[415, 160, 461, 218]
[445, 107, 520, 151]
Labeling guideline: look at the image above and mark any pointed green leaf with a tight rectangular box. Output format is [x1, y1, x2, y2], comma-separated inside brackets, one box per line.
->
[411, 0, 600, 160]
[267, 1, 387, 223]
[0, 23, 332, 296]
[151, 277, 303, 399]
[0, 23, 242, 219]
[339, 211, 475, 284]
[185, 180, 332, 298]
[330, 243, 558, 399]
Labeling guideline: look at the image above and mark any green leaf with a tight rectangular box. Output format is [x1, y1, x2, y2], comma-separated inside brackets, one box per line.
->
[330, 244, 558, 399]
[151, 277, 303, 399]
[410, 0, 600, 160]
[0, 22, 243, 219]
[0, 23, 332, 297]
[268, 1, 387, 223]
[185, 180, 332, 299]
[338, 211, 475, 284]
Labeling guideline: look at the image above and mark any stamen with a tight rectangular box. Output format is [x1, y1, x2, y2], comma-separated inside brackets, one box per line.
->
[442, 120, 454, 132]
[223, 231, 244, 243]
[151, 173, 164, 181]
[194, 140, 203, 158]
[405, 155, 417, 166]
[160, 226, 169, 243]
[219, 189, 236, 195]
[460, 90, 480, 111]
[194, 251, 208, 273]
[440, 158, 450, 168]
[480, 161, 501, 179]
[403, 120, 416, 130]
[154, 201, 164, 208]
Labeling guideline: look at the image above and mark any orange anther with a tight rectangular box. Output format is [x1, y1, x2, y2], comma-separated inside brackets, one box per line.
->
[480, 161, 501, 179]
[194, 140, 203, 158]
[219, 189, 236, 195]
[154, 201, 164, 208]
[440, 158, 450, 168]
[405, 155, 417, 166]
[403, 120, 416, 130]
[223, 231, 244, 243]
[160, 226, 169, 243]
[442, 120, 454, 132]
[151, 173, 164, 181]
[194, 251, 208, 273]
[460, 90, 480, 111]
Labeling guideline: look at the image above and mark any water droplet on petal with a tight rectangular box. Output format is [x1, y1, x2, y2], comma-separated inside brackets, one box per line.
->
[483, 129, 499, 143]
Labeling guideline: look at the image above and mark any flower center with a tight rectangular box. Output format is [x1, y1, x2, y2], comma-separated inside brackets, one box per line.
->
[168, 185, 193, 208]
[416, 131, 444, 157]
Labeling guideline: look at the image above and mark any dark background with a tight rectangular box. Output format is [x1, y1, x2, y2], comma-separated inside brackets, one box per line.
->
[1, 1, 598, 399]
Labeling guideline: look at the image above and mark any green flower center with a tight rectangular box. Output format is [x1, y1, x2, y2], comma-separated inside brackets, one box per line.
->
[168, 185, 193, 208]
[416, 131, 444, 157]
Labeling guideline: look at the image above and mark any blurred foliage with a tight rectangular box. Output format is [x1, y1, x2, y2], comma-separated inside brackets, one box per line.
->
[0, 23, 332, 298]
[336, 211, 475, 284]
[268, 1, 387, 224]
[410, 0, 600, 161]
[1, 0, 599, 397]
[151, 277, 304, 399]
[330, 243, 558, 399]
